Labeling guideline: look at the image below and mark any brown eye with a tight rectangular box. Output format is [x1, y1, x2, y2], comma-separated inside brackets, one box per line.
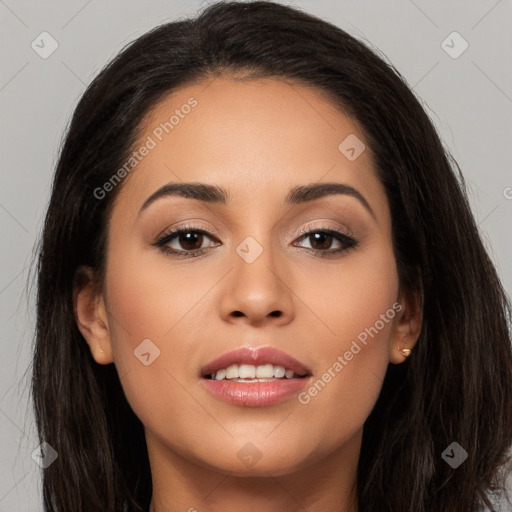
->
[304, 232, 336, 251]
[294, 227, 358, 258]
[176, 231, 205, 251]
[155, 226, 220, 256]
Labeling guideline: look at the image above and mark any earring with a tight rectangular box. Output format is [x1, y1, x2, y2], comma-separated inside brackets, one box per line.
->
[399, 347, 411, 358]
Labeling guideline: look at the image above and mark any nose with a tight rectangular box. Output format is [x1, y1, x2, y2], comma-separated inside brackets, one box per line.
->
[219, 241, 295, 327]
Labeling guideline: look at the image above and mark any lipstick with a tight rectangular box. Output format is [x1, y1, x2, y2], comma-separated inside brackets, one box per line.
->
[199, 346, 312, 407]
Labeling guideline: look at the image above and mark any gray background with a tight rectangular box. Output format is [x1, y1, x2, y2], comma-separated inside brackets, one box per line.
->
[1, 0, 511, 509]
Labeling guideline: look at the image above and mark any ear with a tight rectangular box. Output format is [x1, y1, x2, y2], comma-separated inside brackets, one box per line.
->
[389, 282, 423, 365]
[73, 266, 114, 365]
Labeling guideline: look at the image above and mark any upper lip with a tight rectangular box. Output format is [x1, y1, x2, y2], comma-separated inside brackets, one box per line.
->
[200, 346, 312, 377]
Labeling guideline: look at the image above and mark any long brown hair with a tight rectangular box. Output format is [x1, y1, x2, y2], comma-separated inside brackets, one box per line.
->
[31, 2, 512, 510]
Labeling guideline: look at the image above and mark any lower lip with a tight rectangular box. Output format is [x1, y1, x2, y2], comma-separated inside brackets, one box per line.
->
[200, 376, 312, 407]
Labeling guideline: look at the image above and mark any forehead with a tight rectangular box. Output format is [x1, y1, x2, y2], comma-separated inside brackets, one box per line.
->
[111, 76, 388, 222]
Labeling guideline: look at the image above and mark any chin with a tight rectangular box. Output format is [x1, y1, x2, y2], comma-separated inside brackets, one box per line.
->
[197, 445, 313, 478]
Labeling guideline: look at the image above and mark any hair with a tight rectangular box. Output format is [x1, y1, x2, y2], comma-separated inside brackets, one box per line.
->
[31, 1, 512, 511]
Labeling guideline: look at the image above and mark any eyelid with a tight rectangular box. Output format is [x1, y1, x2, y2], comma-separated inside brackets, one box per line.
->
[155, 220, 220, 241]
[285, 219, 356, 243]
[156, 219, 355, 244]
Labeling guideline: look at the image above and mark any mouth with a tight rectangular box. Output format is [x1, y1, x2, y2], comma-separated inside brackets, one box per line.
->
[200, 346, 312, 380]
[203, 363, 309, 381]
[199, 346, 313, 407]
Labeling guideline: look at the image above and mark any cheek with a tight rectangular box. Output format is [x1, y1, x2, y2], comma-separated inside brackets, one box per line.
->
[104, 242, 199, 352]
[295, 241, 399, 432]
[300, 235, 399, 348]
[102, 244, 211, 421]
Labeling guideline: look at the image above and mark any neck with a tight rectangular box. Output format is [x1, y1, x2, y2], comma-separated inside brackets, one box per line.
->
[147, 429, 361, 512]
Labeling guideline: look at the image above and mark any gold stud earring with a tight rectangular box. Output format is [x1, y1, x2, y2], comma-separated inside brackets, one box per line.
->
[399, 347, 411, 358]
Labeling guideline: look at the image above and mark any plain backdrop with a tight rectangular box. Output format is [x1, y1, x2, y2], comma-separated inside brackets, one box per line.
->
[1, 0, 511, 510]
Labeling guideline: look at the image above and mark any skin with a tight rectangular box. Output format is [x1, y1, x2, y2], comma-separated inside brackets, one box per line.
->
[74, 76, 422, 512]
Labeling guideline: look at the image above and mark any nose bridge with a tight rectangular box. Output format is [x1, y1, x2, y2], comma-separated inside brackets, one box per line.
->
[229, 198, 282, 269]
[233, 230, 281, 293]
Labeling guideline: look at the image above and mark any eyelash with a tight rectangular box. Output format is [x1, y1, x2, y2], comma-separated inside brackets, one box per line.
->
[154, 223, 359, 259]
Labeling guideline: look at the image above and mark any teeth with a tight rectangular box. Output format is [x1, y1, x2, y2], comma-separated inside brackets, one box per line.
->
[225, 364, 239, 379]
[209, 364, 303, 381]
[214, 368, 226, 380]
[274, 366, 286, 378]
[239, 364, 256, 378]
[255, 364, 273, 378]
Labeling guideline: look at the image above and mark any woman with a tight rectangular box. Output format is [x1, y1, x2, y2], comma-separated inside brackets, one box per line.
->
[31, 1, 512, 511]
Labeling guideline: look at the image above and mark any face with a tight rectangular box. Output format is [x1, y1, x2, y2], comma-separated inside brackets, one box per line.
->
[76, 76, 418, 479]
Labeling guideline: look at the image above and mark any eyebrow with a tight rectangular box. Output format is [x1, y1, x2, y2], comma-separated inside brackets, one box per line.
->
[138, 182, 375, 218]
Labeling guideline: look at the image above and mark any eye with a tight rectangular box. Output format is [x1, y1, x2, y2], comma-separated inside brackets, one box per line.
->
[154, 224, 220, 258]
[153, 224, 358, 259]
[293, 226, 358, 258]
